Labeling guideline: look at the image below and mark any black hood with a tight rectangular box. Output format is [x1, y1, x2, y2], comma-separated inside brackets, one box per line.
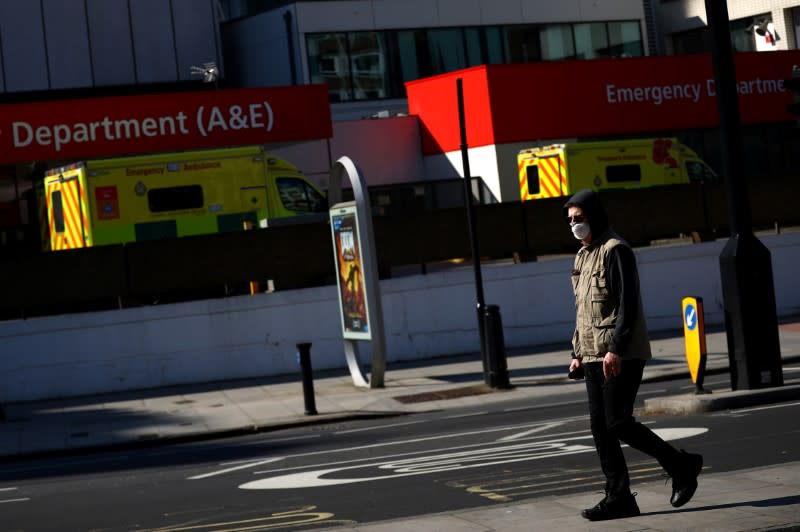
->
[563, 189, 609, 237]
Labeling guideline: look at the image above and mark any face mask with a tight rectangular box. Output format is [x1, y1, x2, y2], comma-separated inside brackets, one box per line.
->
[571, 222, 591, 240]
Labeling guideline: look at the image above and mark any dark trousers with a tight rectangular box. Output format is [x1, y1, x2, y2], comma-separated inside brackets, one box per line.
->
[584, 359, 682, 499]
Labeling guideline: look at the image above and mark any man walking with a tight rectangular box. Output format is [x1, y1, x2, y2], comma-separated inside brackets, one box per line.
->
[565, 189, 703, 521]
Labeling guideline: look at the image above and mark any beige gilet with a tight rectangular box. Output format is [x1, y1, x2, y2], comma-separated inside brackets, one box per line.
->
[571, 231, 652, 362]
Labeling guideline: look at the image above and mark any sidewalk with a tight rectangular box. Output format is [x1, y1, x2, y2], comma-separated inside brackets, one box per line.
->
[2, 322, 800, 531]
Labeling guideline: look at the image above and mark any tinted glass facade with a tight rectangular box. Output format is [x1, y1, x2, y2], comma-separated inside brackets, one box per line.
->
[307, 21, 644, 102]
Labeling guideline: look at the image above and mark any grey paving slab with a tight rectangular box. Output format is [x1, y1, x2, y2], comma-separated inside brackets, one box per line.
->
[2, 322, 800, 532]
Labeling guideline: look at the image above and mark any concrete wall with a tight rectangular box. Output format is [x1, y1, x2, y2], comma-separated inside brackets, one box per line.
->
[2, 232, 799, 404]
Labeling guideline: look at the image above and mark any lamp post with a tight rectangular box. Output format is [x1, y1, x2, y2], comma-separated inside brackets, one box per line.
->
[456, 78, 510, 390]
[704, 0, 783, 390]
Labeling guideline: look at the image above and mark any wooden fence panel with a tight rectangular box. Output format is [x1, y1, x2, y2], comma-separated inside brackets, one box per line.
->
[1, 179, 797, 319]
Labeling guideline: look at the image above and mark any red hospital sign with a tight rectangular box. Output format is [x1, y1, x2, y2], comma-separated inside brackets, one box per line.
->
[0, 85, 332, 164]
[406, 51, 800, 155]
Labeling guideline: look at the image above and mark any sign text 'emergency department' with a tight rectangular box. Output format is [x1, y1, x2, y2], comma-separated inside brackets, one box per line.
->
[0, 85, 332, 164]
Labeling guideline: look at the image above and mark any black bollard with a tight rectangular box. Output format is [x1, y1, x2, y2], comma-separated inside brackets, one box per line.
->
[297, 342, 317, 415]
[482, 305, 511, 389]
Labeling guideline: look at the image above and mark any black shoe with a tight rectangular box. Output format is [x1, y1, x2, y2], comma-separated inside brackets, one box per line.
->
[670, 450, 703, 507]
[581, 492, 640, 521]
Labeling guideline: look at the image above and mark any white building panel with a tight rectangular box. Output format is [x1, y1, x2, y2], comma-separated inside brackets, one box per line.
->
[271, 116, 425, 189]
[172, 0, 221, 81]
[130, 0, 179, 83]
[296, 1, 375, 33]
[0, 1, 49, 92]
[373, 0, 438, 29]
[87, 0, 137, 86]
[523, 1, 580, 23]
[222, 9, 296, 87]
[43, 0, 93, 89]
[577, 0, 644, 21]
[436, 0, 482, 27]
[476, 0, 524, 25]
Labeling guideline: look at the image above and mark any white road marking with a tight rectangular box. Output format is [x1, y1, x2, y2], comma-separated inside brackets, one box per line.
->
[263, 434, 321, 444]
[188, 457, 284, 480]
[0, 498, 30, 504]
[731, 401, 800, 414]
[442, 412, 488, 420]
[0, 487, 18, 492]
[239, 427, 708, 490]
[498, 421, 567, 441]
[504, 399, 587, 412]
[190, 420, 567, 479]
[334, 420, 425, 435]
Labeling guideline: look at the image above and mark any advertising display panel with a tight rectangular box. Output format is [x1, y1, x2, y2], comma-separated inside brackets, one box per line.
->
[331, 203, 371, 341]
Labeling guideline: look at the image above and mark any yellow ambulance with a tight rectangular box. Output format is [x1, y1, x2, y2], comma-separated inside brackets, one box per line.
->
[43, 146, 326, 250]
[518, 138, 717, 201]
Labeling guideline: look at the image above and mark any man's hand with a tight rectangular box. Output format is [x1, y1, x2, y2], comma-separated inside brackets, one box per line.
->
[569, 357, 582, 373]
[603, 352, 622, 379]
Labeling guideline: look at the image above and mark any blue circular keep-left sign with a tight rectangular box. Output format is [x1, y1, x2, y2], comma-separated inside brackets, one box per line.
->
[684, 303, 697, 331]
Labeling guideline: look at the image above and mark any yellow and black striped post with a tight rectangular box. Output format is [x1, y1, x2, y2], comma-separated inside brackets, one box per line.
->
[682, 296, 711, 394]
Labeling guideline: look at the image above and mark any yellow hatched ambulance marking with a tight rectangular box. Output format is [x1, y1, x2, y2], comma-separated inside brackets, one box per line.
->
[518, 159, 531, 200]
[48, 178, 88, 250]
[63, 182, 84, 248]
[78, 179, 91, 247]
[47, 182, 64, 250]
[557, 154, 567, 194]
[38, 188, 50, 251]
[538, 157, 560, 198]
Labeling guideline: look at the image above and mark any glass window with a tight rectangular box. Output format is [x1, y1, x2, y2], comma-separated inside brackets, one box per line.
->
[349, 32, 389, 100]
[503, 25, 542, 63]
[574, 23, 609, 59]
[670, 27, 709, 54]
[607, 21, 643, 57]
[276, 178, 327, 213]
[51, 190, 65, 233]
[148, 185, 204, 212]
[427, 29, 467, 74]
[686, 161, 705, 182]
[307, 33, 352, 102]
[686, 162, 717, 183]
[526, 165, 540, 196]
[730, 15, 767, 52]
[484, 27, 505, 64]
[606, 164, 641, 183]
[540, 24, 575, 61]
[395, 29, 431, 82]
[795, 8, 800, 50]
[465, 28, 483, 66]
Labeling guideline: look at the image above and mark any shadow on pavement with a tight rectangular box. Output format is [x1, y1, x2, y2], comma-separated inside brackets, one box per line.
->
[642, 494, 800, 517]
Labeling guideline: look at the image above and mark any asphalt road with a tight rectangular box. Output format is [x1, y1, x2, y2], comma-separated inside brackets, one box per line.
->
[1, 372, 799, 532]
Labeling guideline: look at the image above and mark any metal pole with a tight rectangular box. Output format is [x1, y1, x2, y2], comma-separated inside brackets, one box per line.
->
[456, 78, 510, 389]
[705, 1, 783, 390]
[456, 78, 488, 378]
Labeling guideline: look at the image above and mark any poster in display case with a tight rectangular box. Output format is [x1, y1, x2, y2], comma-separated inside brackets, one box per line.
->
[330, 204, 371, 340]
